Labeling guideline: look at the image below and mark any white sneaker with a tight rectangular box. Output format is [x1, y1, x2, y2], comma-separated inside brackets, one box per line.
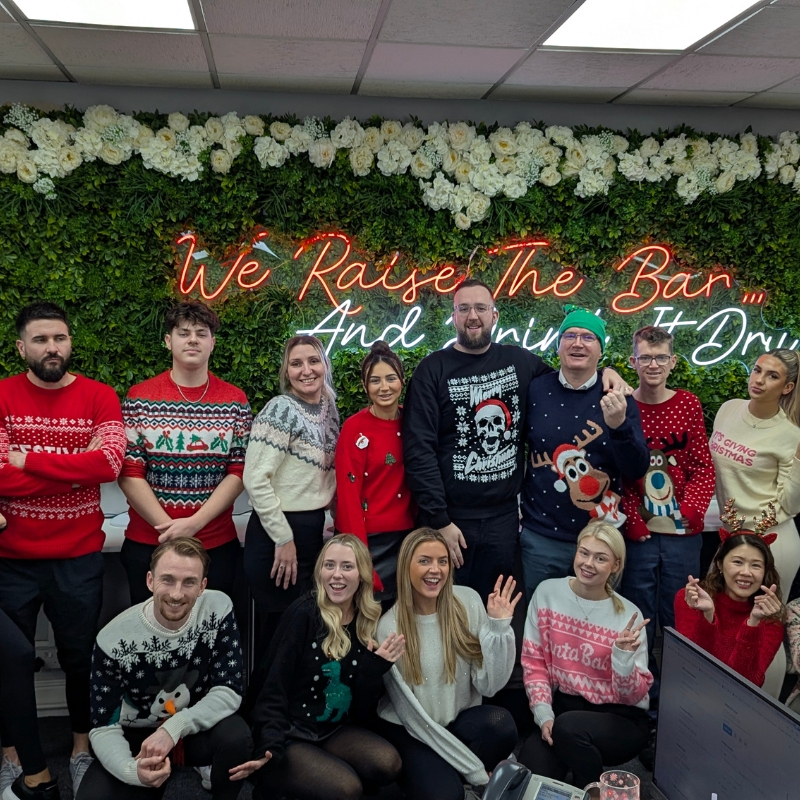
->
[0, 756, 22, 794]
[195, 765, 212, 791]
[69, 751, 93, 798]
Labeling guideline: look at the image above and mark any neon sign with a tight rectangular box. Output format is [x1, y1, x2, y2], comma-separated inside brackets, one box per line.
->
[174, 229, 796, 367]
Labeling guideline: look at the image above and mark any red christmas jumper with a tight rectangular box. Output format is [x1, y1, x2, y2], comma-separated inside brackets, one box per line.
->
[0, 373, 125, 559]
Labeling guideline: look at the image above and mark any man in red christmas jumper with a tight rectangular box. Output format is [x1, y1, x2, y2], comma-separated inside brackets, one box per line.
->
[0, 302, 126, 797]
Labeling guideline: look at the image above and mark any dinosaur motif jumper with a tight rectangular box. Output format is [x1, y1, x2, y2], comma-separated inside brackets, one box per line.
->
[250, 593, 391, 766]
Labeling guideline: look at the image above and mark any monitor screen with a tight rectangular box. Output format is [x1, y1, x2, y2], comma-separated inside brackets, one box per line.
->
[655, 628, 800, 800]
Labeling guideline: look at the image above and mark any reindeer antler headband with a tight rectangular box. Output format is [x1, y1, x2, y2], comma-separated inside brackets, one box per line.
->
[719, 499, 778, 546]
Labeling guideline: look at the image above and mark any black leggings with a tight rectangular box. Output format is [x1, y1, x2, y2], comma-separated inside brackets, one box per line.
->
[518, 691, 650, 789]
[76, 714, 252, 800]
[0, 607, 47, 775]
[376, 705, 518, 800]
[253, 725, 400, 800]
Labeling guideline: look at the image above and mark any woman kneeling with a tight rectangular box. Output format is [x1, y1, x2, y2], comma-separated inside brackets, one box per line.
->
[519, 521, 653, 788]
[375, 527, 521, 800]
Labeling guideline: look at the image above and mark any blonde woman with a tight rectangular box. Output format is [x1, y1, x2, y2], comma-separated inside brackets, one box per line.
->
[519, 520, 652, 788]
[243, 535, 404, 800]
[375, 528, 521, 800]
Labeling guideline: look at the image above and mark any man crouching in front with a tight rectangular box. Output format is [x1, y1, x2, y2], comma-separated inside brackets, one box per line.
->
[77, 538, 252, 799]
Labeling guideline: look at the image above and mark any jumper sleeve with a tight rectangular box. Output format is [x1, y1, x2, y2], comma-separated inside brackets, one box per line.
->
[521, 592, 555, 728]
[334, 415, 369, 541]
[621, 481, 651, 542]
[226, 398, 252, 480]
[0, 462, 74, 497]
[610, 638, 653, 705]
[673, 589, 719, 653]
[471, 608, 515, 698]
[679, 399, 715, 533]
[775, 456, 800, 518]
[243, 398, 295, 546]
[349, 647, 394, 724]
[726, 618, 784, 688]
[24, 385, 125, 484]
[120, 393, 148, 480]
[607, 398, 650, 480]
[401, 365, 451, 530]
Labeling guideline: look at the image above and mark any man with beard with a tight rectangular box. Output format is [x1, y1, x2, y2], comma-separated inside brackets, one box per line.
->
[402, 281, 626, 601]
[0, 302, 125, 798]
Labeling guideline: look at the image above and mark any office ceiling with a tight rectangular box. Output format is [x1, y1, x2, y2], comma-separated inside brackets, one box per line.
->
[2, 0, 800, 109]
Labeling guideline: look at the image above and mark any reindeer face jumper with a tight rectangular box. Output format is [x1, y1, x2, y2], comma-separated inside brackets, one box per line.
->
[521, 372, 650, 541]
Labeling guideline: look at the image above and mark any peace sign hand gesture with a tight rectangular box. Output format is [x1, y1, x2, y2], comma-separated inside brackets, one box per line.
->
[749, 584, 781, 625]
[614, 613, 649, 651]
[486, 575, 522, 620]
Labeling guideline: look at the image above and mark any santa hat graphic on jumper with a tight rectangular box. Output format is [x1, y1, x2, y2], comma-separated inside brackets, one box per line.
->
[474, 399, 512, 439]
[551, 443, 585, 492]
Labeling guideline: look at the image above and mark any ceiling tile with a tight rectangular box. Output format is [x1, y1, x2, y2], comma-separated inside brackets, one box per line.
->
[201, 0, 382, 40]
[738, 92, 800, 108]
[616, 89, 752, 106]
[358, 79, 490, 99]
[701, 8, 800, 58]
[68, 66, 213, 88]
[379, 0, 574, 48]
[210, 35, 364, 77]
[0, 22, 53, 65]
[0, 64, 67, 80]
[1, 5, 15, 21]
[506, 50, 674, 88]
[641, 55, 800, 92]
[768, 73, 800, 92]
[218, 73, 353, 93]
[492, 84, 623, 103]
[365, 42, 525, 83]
[33, 26, 208, 70]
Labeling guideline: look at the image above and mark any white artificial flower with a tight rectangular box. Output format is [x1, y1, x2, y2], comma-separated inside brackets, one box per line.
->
[4, 128, 30, 148]
[285, 125, 313, 155]
[645, 155, 672, 183]
[31, 146, 64, 178]
[308, 137, 337, 168]
[779, 164, 796, 184]
[73, 128, 104, 161]
[381, 120, 402, 141]
[16, 158, 38, 184]
[410, 151, 434, 179]
[270, 121, 293, 142]
[739, 132, 758, 156]
[58, 146, 82, 173]
[659, 135, 687, 160]
[676, 173, 702, 204]
[617, 151, 648, 182]
[168, 112, 190, 133]
[253, 136, 289, 168]
[133, 126, 155, 149]
[793, 169, 800, 193]
[205, 117, 225, 142]
[692, 154, 719, 174]
[182, 126, 208, 154]
[420, 172, 455, 211]
[779, 131, 798, 147]
[0, 141, 20, 174]
[639, 137, 660, 158]
[210, 148, 233, 174]
[535, 144, 562, 166]
[32, 177, 57, 199]
[376, 140, 412, 175]
[83, 104, 118, 131]
[331, 117, 366, 150]
[561, 157, 583, 178]
[454, 212, 471, 230]
[426, 121, 448, 139]
[601, 157, 616, 180]
[575, 167, 611, 198]
[349, 144, 374, 177]
[610, 135, 629, 155]
[448, 121, 476, 152]
[400, 123, 425, 153]
[764, 149, 783, 179]
[495, 155, 516, 175]
[784, 142, 800, 164]
[99, 141, 131, 166]
[363, 126, 385, 153]
[441, 149, 460, 174]
[469, 163, 504, 197]
[515, 126, 546, 155]
[466, 191, 491, 223]
[715, 171, 736, 194]
[670, 157, 692, 176]
[538, 165, 561, 187]
[689, 138, 711, 158]
[243, 115, 265, 136]
[156, 128, 178, 148]
[30, 118, 69, 150]
[502, 173, 527, 199]
[465, 135, 492, 166]
[488, 127, 517, 158]
[545, 125, 573, 147]
[447, 183, 474, 214]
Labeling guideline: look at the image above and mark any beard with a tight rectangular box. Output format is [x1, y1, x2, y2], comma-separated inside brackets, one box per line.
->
[456, 324, 492, 351]
[28, 353, 71, 383]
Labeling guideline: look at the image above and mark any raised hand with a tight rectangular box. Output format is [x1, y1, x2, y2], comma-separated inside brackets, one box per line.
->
[600, 388, 627, 430]
[486, 575, 522, 620]
[370, 632, 406, 663]
[684, 575, 714, 621]
[614, 612, 649, 652]
[749, 584, 781, 624]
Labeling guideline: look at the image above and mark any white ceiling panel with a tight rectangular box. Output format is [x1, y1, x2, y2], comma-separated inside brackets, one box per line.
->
[641, 55, 800, 92]
[507, 50, 674, 87]
[218, 73, 353, 93]
[0, 22, 53, 64]
[359, 79, 490, 99]
[492, 84, 625, 102]
[767, 73, 800, 92]
[701, 8, 800, 58]
[67, 66, 213, 88]
[379, 0, 574, 48]
[200, 0, 381, 40]
[0, 63, 66, 80]
[33, 27, 209, 70]
[617, 89, 753, 106]
[738, 92, 800, 108]
[365, 42, 525, 83]
[210, 35, 364, 77]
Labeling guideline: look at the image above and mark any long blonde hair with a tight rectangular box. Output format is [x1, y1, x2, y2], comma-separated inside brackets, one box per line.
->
[279, 335, 336, 405]
[313, 535, 381, 660]
[765, 348, 800, 426]
[394, 528, 483, 685]
[576, 520, 626, 614]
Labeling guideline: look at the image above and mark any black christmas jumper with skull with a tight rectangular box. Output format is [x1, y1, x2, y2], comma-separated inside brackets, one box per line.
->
[88, 590, 243, 786]
[521, 372, 649, 542]
[402, 343, 552, 530]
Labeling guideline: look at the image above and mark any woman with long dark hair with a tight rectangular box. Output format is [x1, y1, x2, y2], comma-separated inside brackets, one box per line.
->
[335, 341, 414, 596]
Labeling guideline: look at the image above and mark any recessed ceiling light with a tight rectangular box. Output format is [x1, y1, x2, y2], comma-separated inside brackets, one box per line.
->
[544, 0, 760, 51]
[15, 0, 195, 29]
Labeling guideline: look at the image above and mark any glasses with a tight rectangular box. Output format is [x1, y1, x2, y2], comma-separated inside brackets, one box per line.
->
[454, 303, 494, 315]
[561, 332, 598, 343]
[634, 354, 672, 366]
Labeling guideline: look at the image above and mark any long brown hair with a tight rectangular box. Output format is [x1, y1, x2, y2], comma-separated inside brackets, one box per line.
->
[765, 348, 800, 426]
[394, 528, 483, 685]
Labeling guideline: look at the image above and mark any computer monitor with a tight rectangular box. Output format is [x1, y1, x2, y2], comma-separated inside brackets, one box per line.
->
[654, 627, 800, 800]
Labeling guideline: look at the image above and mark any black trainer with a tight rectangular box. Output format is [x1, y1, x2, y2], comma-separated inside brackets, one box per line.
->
[2, 774, 60, 800]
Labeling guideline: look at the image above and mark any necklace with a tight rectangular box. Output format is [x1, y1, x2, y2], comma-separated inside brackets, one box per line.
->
[369, 405, 400, 420]
[742, 405, 779, 429]
[570, 580, 602, 621]
[171, 371, 210, 404]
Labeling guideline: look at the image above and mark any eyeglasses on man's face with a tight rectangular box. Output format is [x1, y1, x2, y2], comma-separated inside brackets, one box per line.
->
[634, 354, 673, 366]
[454, 303, 494, 315]
[561, 332, 598, 343]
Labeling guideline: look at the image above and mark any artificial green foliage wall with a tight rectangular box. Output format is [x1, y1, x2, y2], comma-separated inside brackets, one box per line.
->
[2, 108, 798, 423]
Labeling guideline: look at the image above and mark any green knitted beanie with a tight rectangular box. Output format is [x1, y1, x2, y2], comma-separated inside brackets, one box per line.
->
[558, 308, 607, 353]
